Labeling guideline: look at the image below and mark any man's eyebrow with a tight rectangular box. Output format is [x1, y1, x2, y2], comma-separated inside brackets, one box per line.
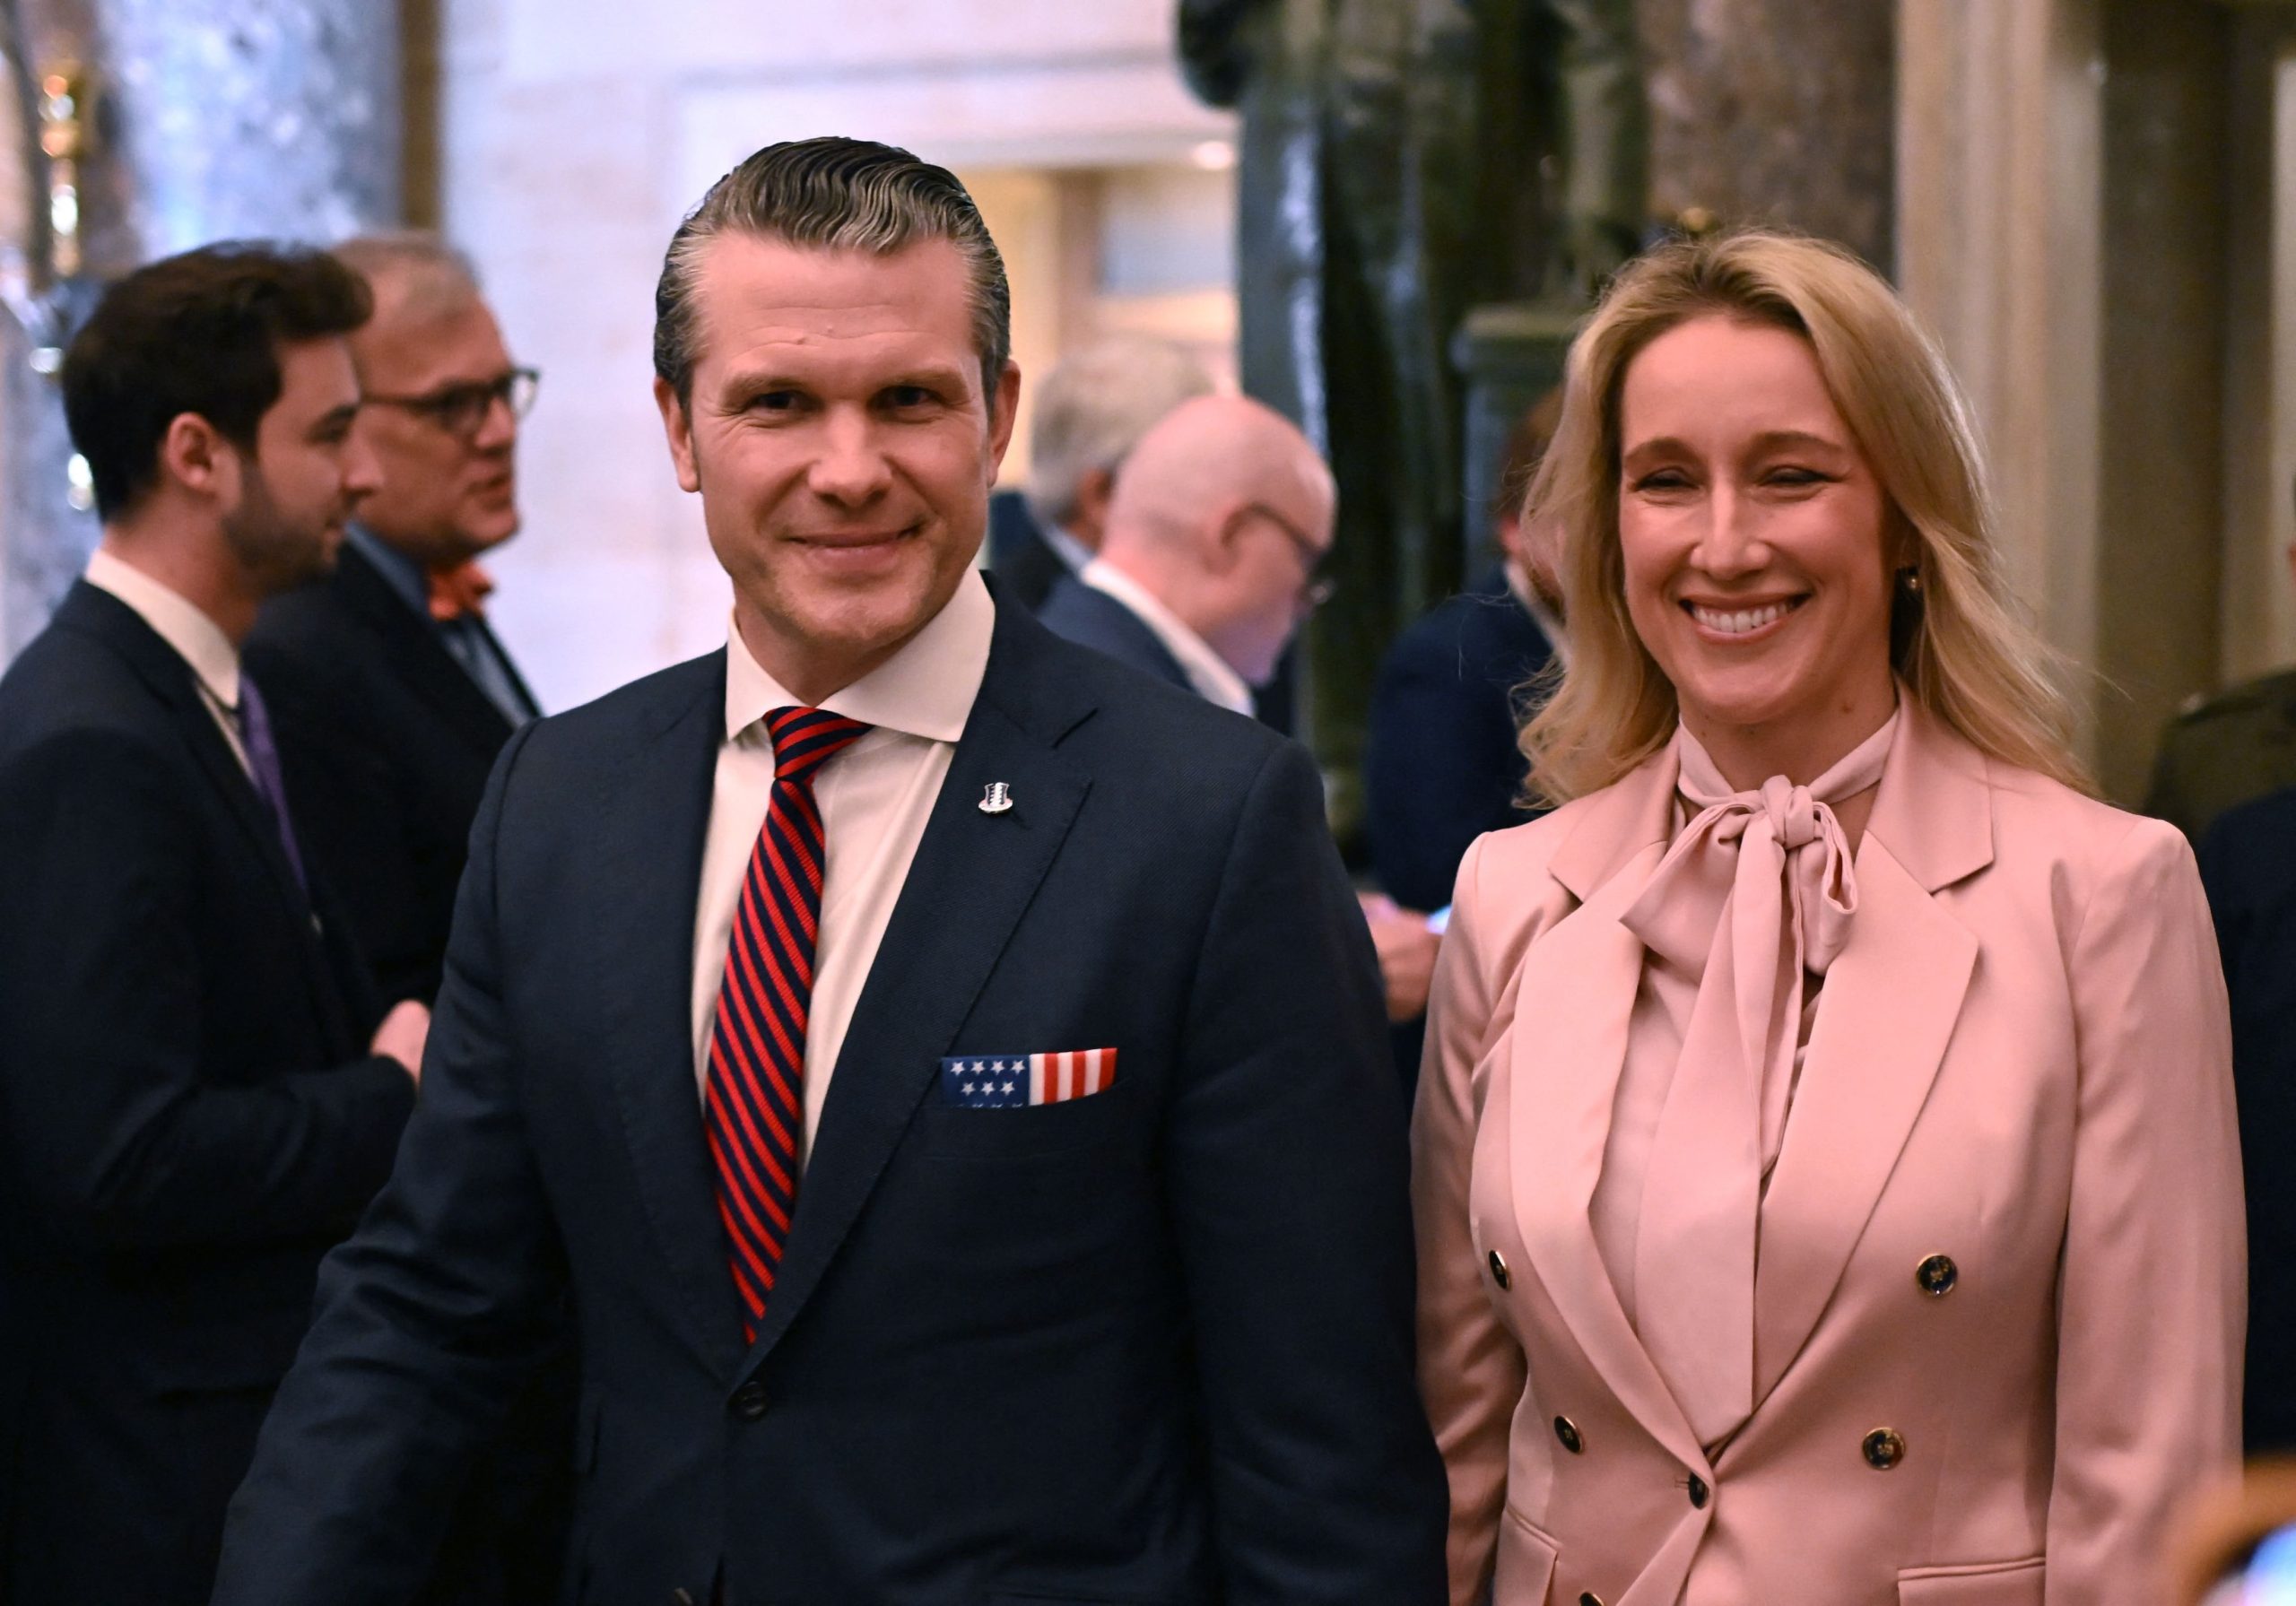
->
[312, 403, 361, 435]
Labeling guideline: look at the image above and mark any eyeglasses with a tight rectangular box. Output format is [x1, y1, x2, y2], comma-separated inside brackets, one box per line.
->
[1242, 502, 1336, 612]
[364, 367, 540, 439]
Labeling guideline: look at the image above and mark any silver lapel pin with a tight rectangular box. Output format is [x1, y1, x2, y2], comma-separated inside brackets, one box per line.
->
[978, 781, 1013, 815]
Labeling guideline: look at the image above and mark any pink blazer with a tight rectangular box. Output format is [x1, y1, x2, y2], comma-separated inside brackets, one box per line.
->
[1413, 703, 2243, 1606]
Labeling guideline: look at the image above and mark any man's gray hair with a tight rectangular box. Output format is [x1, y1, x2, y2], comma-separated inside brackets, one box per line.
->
[1025, 336, 1215, 529]
[329, 230, 483, 321]
[654, 136, 1010, 409]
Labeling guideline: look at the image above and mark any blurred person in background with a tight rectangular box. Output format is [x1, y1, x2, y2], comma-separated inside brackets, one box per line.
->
[1415, 230, 2242, 1605]
[2200, 786, 2296, 1455]
[987, 333, 1214, 612]
[1361, 393, 1568, 1090]
[248, 232, 541, 1009]
[2170, 1462, 2296, 1605]
[0, 243, 423, 1606]
[1038, 390, 1333, 713]
[244, 230, 570, 1606]
[2146, 497, 2296, 845]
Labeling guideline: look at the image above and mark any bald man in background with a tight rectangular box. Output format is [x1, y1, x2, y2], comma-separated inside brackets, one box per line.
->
[1037, 394, 1332, 714]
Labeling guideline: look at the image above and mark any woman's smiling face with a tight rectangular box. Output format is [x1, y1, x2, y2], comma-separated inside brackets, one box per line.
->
[1614, 313, 1900, 782]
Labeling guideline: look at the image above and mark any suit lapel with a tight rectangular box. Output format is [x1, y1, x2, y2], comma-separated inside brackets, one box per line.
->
[1749, 702, 1991, 1402]
[1510, 749, 1709, 1472]
[336, 544, 517, 752]
[589, 654, 746, 1375]
[738, 610, 1092, 1375]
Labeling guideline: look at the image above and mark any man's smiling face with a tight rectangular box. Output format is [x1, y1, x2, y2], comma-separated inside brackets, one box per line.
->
[656, 232, 1019, 703]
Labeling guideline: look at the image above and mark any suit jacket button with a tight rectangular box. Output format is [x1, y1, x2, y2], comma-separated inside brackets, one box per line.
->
[1552, 1415, 1583, 1454]
[1916, 1254, 1959, 1296]
[729, 1381, 770, 1421]
[1578, 1594, 1605, 1606]
[1687, 1473, 1709, 1508]
[1862, 1428, 1906, 1470]
[1487, 1249, 1510, 1289]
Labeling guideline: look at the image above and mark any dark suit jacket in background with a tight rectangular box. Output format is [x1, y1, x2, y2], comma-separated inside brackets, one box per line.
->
[214, 590, 1447, 1606]
[986, 488, 1068, 614]
[2200, 785, 2296, 1453]
[1035, 572, 1194, 696]
[0, 583, 415, 1606]
[1364, 567, 1554, 914]
[248, 539, 568, 1606]
[247, 539, 538, 1004]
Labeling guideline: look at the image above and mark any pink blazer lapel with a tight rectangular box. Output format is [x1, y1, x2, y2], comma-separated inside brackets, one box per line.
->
[1510, 749, 1710, 1475]
[1750, 704, 1991, 1402]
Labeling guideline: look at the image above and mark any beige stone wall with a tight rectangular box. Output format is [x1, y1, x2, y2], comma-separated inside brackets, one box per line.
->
[438, 0, 1235, 711]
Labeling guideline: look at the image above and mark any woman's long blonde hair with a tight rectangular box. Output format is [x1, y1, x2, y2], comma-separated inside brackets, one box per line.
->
[1519, 229, 2086, 803]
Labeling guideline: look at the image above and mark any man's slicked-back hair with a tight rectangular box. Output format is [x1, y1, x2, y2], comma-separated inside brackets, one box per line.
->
[62, 240, 371, 521]
[653, 136, 1011, 409]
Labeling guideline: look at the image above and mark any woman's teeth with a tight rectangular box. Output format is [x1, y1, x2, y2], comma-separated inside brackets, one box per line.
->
[1690, 600, 1796, 635]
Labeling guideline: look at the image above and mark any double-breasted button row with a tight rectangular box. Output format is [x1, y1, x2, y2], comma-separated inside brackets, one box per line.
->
[1862, 1428, 1906, 1470]
[1915, 1254, 1959, 1297]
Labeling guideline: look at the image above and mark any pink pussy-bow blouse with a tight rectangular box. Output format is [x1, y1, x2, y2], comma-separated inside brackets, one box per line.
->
[1607, 710, 1897, 1451]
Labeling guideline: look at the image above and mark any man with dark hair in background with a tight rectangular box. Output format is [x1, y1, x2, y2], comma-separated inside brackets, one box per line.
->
[0, 243, 425, 1606]
[215, 135, 1443, 1606]
[248, 232, 542, 1009]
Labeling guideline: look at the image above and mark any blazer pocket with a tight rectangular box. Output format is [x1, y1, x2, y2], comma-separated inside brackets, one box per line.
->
[1899, 1557, 2044, 1606]
[917, 1080, 1138, 1160]
[1495, 1506, 1561, 1604]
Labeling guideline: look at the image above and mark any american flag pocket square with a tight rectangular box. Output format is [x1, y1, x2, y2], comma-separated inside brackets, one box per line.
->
[939, 1049, 1118, 1108]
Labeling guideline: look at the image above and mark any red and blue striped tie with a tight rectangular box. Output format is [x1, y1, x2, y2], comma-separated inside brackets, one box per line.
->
[706, 705, 872, 1342]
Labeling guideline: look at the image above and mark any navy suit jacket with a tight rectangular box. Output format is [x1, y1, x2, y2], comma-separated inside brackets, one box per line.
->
[1035, 573, 1194, 695]
[248, 542, 569, 1606]
[215, 590, 1448, 1606]
[247, 540, 536, 1006]
[986, 490, 1069, 614]
[0, 583, 415, 1606]
[2199, 786, 2296, 1452]
[1363, 569, 1555, 915]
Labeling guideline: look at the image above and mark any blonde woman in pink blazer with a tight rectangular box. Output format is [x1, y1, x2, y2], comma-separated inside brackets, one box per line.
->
[1413, 230, 2244, 1606]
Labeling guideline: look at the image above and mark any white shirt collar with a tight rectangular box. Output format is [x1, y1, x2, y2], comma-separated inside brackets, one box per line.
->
[1041, 521, 1094, 576]
[83, 547, 242, 709]
[1079, 558, 1254, 717]
[723, 566, 995, 745]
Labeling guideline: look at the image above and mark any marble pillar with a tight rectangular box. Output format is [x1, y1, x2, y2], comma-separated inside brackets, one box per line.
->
[0, 0, 400, 662]
[1637, 0, 1897, 271]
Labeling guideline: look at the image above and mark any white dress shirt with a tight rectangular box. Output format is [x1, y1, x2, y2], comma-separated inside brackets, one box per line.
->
[688, 569, 996, 1159]
[1079, 558, 1254, 716]
[83, 548, 251, 774]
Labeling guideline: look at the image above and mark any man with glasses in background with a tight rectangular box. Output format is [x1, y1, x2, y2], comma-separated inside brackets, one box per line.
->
[248, 232, 542, 1009]
[1039, 392, 1332, 716]
[241, 231, 567, 1606]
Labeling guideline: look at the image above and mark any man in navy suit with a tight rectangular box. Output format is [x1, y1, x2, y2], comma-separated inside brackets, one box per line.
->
[0, 244, 426, 1606]
[1038, 391, 1334, 716]
[2199, 786, 2296, 1452]
[215, 136, 1445, 1606]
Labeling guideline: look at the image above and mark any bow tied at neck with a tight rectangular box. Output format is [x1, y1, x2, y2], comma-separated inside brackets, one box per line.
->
[1614, 709, 1898, 1450]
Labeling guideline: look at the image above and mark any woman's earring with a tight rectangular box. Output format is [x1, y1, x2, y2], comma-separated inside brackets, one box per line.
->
[1898, 566, 1922, 593]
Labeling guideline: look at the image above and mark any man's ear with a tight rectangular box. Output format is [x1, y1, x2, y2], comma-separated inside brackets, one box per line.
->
[655, 376, 702, 494]
[984, 359, 1021, 482]
[157, 412, 238, 506]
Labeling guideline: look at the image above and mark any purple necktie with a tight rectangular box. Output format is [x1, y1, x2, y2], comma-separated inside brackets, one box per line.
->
[233, 676, 309, 896]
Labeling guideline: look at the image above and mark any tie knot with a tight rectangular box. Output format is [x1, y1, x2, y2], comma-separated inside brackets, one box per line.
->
[768, 706, 872, 784]
[1758, 775, 1824, 850]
